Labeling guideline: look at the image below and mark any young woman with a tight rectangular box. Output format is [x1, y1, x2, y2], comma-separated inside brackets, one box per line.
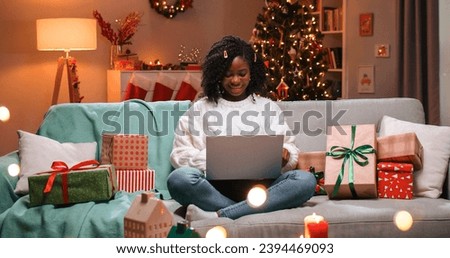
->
[167, 35, 316, 221]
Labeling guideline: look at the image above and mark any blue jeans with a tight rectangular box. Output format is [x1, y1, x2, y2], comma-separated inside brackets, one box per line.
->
[167, 167, 316, 220]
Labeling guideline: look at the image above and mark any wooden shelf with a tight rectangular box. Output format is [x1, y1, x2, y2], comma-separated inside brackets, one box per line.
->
[317, 0, 346, 98]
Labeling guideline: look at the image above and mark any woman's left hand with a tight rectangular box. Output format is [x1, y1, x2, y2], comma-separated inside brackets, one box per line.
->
[281, 148, 290, 167]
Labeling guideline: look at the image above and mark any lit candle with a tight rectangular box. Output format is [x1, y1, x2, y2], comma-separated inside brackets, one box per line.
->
[304, 213, 328, 238]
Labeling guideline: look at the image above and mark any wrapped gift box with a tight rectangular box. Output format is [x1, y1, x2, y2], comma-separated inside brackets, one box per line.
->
[324, 124, 377, 199]
[116, 168, 155, 192]
[101, 134, 148, 169]
[298, 151, 327, 195]
[308, 167, 327, 195]
[377, 162, 414, 199]
[377, 132, 423, 170]
[28, 163, 117, 207]
[298, 151, 326, 172]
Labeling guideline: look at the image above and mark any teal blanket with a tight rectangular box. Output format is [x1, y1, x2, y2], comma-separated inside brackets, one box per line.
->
[0, 100, 190, 237]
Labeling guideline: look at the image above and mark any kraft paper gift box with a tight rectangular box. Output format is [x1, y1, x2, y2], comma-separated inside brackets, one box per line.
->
[324, 124, 377, 199]
[101, 134, 148, 169]
[298, 151, 327, 195]
[377, 162, 414, 199]
[28, 161, 117, 207]
[116, 168, 155, 192]
[377, 132, 423, 170]
[298, 151, 326, 172]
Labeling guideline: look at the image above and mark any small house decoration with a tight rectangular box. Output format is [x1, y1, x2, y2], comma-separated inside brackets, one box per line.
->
[276, 80, 290, 100]
[124, 192, 173, 238]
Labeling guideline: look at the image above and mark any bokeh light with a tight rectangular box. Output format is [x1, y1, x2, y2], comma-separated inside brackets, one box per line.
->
[0, 106, 10, 122]
[205, 225, 227, 238]
[246, 184, 268, 208]
[394, 210, 413, 231]
[8, 163, 20, 177]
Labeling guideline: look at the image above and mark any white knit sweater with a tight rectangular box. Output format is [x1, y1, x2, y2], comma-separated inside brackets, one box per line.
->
[170, 95, 299, 173]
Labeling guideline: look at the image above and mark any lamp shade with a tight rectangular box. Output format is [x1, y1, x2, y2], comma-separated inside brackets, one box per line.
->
[36, 18, 97, 51]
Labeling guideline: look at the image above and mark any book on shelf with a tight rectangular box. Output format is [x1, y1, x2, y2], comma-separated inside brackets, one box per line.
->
[332, 47, 342, 69]
[322, 6, 343, 31]
[325, 47, 342, 69]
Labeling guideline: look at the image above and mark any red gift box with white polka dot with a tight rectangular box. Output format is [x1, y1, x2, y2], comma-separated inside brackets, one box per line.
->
[377, 162, 414, 199]
[101, 134, 148, 169]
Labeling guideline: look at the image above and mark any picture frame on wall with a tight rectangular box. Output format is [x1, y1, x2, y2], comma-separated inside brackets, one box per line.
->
[359, 13, 373, 36]
[358, 65, 375, 93]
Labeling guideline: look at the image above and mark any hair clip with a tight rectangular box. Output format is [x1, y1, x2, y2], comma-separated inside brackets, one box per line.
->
[223, 50, 228, 59]
[254, 53, 257, 62]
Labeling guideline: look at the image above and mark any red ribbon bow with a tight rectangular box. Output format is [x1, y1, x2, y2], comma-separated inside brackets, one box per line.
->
[43, 160, 100, 204]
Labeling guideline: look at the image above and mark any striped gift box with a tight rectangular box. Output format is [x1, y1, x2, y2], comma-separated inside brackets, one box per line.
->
[116, 168, 155, 192]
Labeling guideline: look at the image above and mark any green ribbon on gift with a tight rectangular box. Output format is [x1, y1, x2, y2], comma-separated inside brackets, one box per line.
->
[325, 125, 376, 198]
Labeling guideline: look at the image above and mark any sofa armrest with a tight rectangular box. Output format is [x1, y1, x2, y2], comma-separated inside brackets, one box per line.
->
[443, 161, 450, 200]
[0, 151, 20, 214]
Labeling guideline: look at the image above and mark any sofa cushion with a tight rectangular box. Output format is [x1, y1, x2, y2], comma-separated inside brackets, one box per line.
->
[188, 195, 450, 237]
[379, 115, 450, 198]
[15, 130, 97, 195]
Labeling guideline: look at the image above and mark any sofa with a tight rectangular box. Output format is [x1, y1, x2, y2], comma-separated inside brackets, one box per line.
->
[0, 97, 449, 238]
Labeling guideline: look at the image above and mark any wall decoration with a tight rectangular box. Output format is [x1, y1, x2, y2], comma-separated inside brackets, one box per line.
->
[375, 44, 390, 58]
[359, 13, 373, 36]
[149, 0, 193, 19]
[358, 65, 375, 93]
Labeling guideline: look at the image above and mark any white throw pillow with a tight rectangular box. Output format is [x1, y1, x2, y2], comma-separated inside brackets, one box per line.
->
[15, 130, 97, 195]
[379, 116, 450, 198]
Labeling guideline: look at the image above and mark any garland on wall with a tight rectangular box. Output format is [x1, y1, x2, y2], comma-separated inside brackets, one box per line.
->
[149, 0, 193, 19]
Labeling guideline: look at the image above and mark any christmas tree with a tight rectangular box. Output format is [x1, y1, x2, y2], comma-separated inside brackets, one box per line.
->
[251, 0, 337, 100]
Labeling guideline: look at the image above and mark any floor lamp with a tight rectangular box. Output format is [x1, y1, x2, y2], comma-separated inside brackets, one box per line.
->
[36, 18, 97, 105]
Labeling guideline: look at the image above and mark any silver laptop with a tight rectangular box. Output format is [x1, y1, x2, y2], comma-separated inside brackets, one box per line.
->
[206, 135, 284, 180]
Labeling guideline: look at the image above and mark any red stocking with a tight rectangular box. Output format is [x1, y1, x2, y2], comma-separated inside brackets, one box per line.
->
[123, 73, 153, 100]
[174, 73, 202, 101]
[152, 73, 178, 101]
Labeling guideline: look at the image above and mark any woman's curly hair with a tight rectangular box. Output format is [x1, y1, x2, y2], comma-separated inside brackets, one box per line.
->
[201, 35, 267, 103]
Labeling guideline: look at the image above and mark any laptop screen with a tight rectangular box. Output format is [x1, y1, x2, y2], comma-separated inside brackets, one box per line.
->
[205, 135, 284, 180]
